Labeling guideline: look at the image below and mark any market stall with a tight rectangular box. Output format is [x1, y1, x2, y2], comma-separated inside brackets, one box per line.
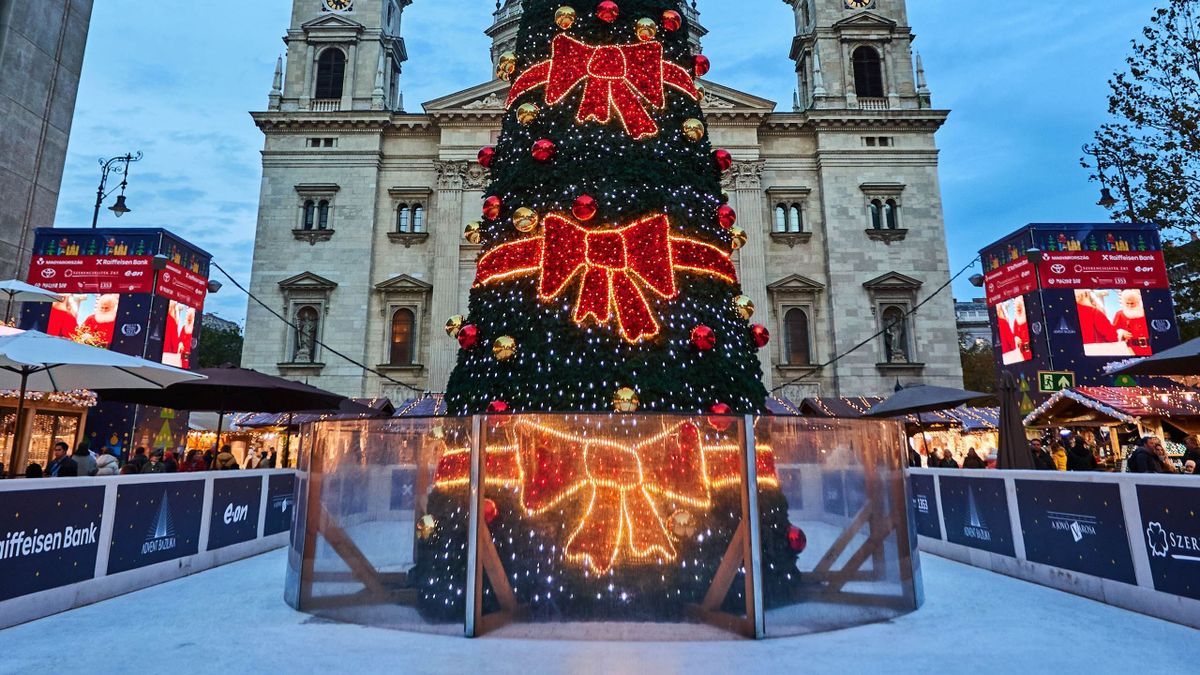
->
[1, 389, 94, 475]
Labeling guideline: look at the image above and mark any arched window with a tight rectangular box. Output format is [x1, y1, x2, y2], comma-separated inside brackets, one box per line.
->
[317, 200, 330, 230]
[882, 306, 910, 363]
[411, 204, 424, 233]
[302, 200, 316, 230]
[293, 306, 320, 363]
[785, 308, 811, 365]
[869, 200, 883, 230]
[774, 205, 788, 233]
[852, 46, 884, 98]
[789, 204, 803, 233]
[389, 308, 415, 365]
[315, 48, 346, 100]
[885, 199, 899, 229]
[397, 203, 410, 232]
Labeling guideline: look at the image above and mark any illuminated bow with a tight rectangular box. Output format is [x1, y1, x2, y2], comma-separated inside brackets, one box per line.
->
[474, 213, 737, 343]
[506, 34, 701, 140]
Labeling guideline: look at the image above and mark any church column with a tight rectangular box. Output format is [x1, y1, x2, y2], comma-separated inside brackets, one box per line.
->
[883, 41, 900, 108]
[300, 43, 315, 110]
[725, 160, 772, 389]
[427, 161, 469, 390]
[342, 42, 358, 110]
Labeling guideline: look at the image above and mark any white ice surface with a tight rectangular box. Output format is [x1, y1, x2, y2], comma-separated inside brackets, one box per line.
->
[0, 549, 1193, 674]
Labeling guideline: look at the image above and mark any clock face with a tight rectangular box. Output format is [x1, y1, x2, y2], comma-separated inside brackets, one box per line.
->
[844, 0, 875, 8]
[323, 0, 353, 11]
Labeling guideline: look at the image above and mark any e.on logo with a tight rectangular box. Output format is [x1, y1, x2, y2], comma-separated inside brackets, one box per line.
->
[223, 503, 249, 525]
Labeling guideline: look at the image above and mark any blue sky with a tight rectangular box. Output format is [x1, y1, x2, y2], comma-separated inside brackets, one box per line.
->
[58, 1, 1153, 324]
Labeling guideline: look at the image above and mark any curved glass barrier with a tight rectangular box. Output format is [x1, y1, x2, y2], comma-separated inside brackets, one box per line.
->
[285, 414, 920, 639]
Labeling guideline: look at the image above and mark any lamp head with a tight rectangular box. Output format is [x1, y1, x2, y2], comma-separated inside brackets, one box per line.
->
[108, 194, 131, 218]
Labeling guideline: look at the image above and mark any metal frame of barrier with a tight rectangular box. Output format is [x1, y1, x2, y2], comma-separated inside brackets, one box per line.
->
[287, 414, 922, 640]
[0, 469, 296, 630]
[909, 468, 1200, 629]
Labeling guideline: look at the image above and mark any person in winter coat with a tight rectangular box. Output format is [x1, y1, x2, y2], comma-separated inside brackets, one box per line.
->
[72, 442, 97, 477]
[179, 450, 207, 472]
[25, 462, 43, 478]
[1153, 440, 1178, 474]
[162, 450, 178, 473]
[261, 450, 277, 469]
[1066, 434, 1098, 471]
[128, 447, 149, 473]
[141, 450, 166, 474]
[214, 445, 240, 470]
[1050, 442, 1068, 471]
[1029, 438, 1055, 471]
[203, 449, 216, 470]
[1183, 435, 1200, 473]
[243, 448, 260, 470]
[963, 448, 988, 469]
[94, 449, 119, 476]
[1127, 437, 1164, 473]
[47, 442, 77, 477]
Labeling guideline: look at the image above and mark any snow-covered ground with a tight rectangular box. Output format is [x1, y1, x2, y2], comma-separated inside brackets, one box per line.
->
[0, 549, 1192, 674]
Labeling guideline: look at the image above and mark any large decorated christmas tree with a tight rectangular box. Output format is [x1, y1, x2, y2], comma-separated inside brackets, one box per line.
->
[413, 0, 802, 621]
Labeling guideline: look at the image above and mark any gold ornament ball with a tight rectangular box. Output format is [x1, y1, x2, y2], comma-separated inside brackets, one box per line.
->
[445, 314, 466, 337]
[733, 295, 755, 320]
[729, 226, 748, 250]
[555, 6, 577, 30]
[517, 102, 540, 125]
[682, 118, 706, 141]
[695, 81, 706, 99]
[613, 386, 640, 413]
[513, 207, 540, 233]
[416, 514, 438, 540]
[496, 51, 518, 80]
[464, 221, 483, 245]
[493, 336, 518, 361]
[669, 510, 698, 538]
[635, 18, 658, 41]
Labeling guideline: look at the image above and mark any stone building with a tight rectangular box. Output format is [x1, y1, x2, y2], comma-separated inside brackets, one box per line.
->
[243, 0, 963, 402]
[0, 0, 93, 280]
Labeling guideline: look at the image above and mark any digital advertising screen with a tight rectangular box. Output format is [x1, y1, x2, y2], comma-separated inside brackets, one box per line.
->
[161, 299, 197, 369]
[1074, 288, 1154, 357]
[996, 295, 1033, 365]
[46, 293, 124, 348]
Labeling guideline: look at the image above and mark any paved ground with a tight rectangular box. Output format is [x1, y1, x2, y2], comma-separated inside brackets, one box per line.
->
[0, 549, 1192, 674]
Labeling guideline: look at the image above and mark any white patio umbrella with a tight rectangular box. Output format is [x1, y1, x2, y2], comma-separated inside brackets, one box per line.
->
[0, 279, 61, 324]
[0, 329, 205, 471]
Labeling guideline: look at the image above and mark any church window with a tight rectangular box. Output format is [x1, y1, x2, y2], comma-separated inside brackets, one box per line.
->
[884, 199, 900, 229]
[317, 200, 331, 230]
[774, 205, 787, 233]
[852, 46, 885, 98]
[788, 204, 803, 233]
[302, 200, 316, 230]
[389, 308, 415, 365]
[881, 305, 911, 363]
[396, 203, 424, 233]
[869, 199, 883, 230]
[293, 306, 320, 363]
[411, 204, 424, 232]
[397, 203, 410, 232]
[785, 308, 812, 365]
[315, 48, 346, 100]
[774, 203, 805, 233]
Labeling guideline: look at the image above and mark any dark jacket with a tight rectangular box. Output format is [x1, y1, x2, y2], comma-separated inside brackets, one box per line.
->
[140, 460, 166, 474]
[939, 456, 960, 469]
[1184, 447, 1200, 471]
[129, 454, 149, 473]
[1067, 440, 1098, 471]
[48, 456, 77, 477]
[214, 451, 239, 471]
[1031, 448, 1055, 471]
[1127, 446, 1163, 474]
[963, 452, 988, 469]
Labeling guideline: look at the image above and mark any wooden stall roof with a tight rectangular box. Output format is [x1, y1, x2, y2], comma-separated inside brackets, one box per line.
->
[1023, 386, 1200, 428]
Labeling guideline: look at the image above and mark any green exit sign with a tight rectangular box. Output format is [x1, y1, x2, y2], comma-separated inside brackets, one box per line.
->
[1038, 371, 1076, 393]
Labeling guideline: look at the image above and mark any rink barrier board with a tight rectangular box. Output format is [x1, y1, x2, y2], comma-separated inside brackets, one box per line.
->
[0, 470, 295, 630]
[908, 468, 1200, 629]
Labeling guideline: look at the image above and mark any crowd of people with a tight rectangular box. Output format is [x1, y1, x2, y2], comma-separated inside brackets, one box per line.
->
[909, 431, 1199, 474]
[2, 442, 279, 479]
[1125, 435, 1200, 474]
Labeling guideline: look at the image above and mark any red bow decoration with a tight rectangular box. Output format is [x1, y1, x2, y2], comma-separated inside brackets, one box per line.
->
[506, 34, 701, 140]
[475, 213, 737, 343]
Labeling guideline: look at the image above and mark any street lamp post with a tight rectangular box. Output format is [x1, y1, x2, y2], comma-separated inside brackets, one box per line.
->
[91, 152, 143, 229]
[1082, 145, 1137, 222]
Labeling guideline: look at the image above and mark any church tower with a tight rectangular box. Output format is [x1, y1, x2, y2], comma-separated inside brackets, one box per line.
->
[787, 0, 930, 111]
[271, 0, 411, 112]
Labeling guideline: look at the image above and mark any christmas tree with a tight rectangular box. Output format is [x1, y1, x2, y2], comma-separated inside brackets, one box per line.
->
[414, 0, 801, 622]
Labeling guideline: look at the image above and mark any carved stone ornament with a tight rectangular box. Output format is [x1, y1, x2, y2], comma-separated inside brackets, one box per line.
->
[463, 92, 506, 110]
[720, 160, 765, 191]
[700, 91, 735, 109]
[435, 160, 490, 190]
[292, 229, 335, 245]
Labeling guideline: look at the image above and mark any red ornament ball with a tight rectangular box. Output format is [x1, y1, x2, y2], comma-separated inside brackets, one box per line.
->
[487, 400, 510, 414]
[661, 9, 682, 31]
[572, 194, 598, 221]
[717, 204, 737, 229]
[596, 1, 619, 23]
[531, 139, 556, 162]
[787, 525, 807, 553]
[693, 54, 711, 77]
[483, 498, 499, 525]
[457, 324, 479, 349]
[750, 324, 771, 348]
[690, 325, 716, 351]
[708, 403, 733, 432]
[713, 148, 733, 172]
[483, 195, 502, 220]
[477, 146, 496, 169]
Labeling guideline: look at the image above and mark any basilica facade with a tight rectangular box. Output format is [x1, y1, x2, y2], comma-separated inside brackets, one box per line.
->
[242, 0, 963, 402]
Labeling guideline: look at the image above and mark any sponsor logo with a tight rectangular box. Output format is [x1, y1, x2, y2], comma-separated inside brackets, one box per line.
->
[1053, 317, 1076, 335]
[1047, 511, 1098, 543]
[40, 268, 56, 279]
[271, 494, 292, 514]
[223, 503, 249, 525]
[1051, 264, 1067, 274]
[1151, 319, 1172, 333]
[1146, 522, 1200, 562]
[121, 324, 142, 337]
[1030, 321, 1043, 336]
[141, 492, 177, 555]
[0, 523, 98, 560]
[963, 487, 992, 542]
[915, 494, 930, 514]
[162, 272, 172, 283]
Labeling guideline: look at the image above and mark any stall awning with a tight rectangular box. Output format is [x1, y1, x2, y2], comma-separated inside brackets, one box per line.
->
[236, 397, 395, 428]
[798, 396, 963, 427]
[1023, 386, 1200, 428]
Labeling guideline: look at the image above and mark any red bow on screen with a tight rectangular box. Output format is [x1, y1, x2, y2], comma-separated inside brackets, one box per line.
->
[474, 213, 737, 343]
[505, 34, 701, 140]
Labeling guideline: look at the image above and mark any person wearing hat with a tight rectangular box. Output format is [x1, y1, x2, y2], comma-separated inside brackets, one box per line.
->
[141, 449, 166, 474]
